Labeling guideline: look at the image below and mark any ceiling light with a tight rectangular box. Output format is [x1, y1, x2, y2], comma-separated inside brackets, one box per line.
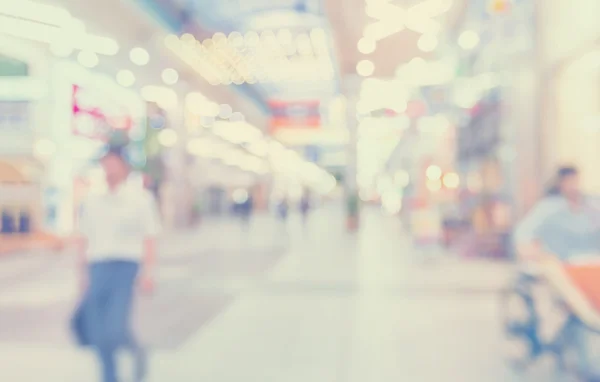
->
[277, 29, 293, 45]
[356, 60, 375, 77]
[0, 13, 118, 55]
[310, 28, 327, 49]
[157, 128, 178, 147]
[219, 104, 233, 119]
[86, 35, 119, 56]
[49, 41, 73, 57]
[187, 138, 214, 156]
[116, 70, 135, 87]
[181, 33, 195, 43]
[161, 68, 179, 85]
[228, 31, 244, 48]
[230, 112, 245, 122]
[0, 0, 72, 27]
[426, 165, 442, 181]
[130, 47, 149, 66]
[357, 37, 376, 54]
[458, 30, 480, 50]
[417, 34, 438, 52]
[77, 50, 98, 68]
[165, 34, 179, 49]
[296, 33, 312, 56]
[204, 102, 220, 117]
[244, 31, 260, 47]
[426, 179, 442, 192]
[141, 86, 178, 109]
[33, 138, 56, 159]
[443, 172, 460, 189]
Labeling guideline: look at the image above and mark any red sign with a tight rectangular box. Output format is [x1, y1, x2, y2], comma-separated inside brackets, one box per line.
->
[268, 99, 321, 133]
[72, 85, 133, 141]
[405, 101, 427, 119]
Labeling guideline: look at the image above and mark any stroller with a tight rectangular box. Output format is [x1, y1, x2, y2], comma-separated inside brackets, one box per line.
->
[502, 256, 600, 380]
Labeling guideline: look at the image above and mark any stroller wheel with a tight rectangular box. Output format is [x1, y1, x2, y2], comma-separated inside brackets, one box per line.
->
[500, 288, 540, 370]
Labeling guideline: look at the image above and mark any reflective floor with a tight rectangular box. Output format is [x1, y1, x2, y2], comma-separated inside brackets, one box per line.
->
[0, 206, 567, 381]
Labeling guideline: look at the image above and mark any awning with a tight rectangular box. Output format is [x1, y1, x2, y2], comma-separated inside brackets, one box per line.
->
[0, 157, 44, 183]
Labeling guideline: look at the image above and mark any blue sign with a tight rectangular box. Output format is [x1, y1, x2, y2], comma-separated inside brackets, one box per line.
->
[133, 0, 188, 32]
[305, 145, 320, 163]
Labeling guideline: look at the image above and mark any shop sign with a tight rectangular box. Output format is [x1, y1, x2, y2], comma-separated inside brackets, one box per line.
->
[269, 99, 321, 132]
[0, 101, 29, 133]
[72, 85, 133, 141]
[0, 54, 28, 77]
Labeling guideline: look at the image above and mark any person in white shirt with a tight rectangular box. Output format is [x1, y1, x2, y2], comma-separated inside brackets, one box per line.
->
[75, 146, 161, 382]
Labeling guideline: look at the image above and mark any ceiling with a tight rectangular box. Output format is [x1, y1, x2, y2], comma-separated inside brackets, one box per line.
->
[45, 0, 270, 128]
[325, 0, 468, 77]
[150, 0, 468, 108]
[35, 0, 469, 152]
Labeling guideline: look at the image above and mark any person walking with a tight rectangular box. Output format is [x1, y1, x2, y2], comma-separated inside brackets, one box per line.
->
[74, 146, 161, 382]
[277, 198, 289, 222]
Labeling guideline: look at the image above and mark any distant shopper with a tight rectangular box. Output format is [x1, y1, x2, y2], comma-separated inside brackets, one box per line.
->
[277, 198, 289, 221]
[300, 194, 310, 224]
[239, 194, 253, 229]
[73, 146, 161, 382]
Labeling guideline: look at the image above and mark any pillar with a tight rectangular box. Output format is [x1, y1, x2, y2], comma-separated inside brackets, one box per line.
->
[161, 95, 192, 230]
[342, 75, 361, 231]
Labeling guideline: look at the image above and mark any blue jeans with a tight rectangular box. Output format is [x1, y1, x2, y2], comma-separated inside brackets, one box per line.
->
[84, 260, 146, 382]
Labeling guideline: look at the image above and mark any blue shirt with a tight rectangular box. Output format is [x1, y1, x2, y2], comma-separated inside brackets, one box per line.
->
[514, 196, 600, 261]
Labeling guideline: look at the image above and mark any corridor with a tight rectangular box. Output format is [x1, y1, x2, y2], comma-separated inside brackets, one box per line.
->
[0, 206, 562, 381]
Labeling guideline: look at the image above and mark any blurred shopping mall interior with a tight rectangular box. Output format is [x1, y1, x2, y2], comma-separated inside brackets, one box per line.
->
[0, 0, 599, 381]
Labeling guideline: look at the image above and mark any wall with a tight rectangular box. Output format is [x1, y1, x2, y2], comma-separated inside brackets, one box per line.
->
[552, 53, 600, 193]
[537, 0, 600, 66]
[535, 0, 600, 195]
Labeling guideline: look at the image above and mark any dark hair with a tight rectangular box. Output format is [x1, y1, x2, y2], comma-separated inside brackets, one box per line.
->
[546, 166, 578, 196]
[100, 145, 130, 167]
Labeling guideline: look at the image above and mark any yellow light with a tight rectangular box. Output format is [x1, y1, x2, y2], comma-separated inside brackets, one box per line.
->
[426, 165, 442, 181]
[443, 172, 460, 189]
[33, 139, 56, 159]
[458, 30, 480, 50]
[394, 170, 410, 187]
[417, 34, 438, 52]
[426, 179, 442, 192]
[165, 34, 179, 48]
[129, 47, 149, 66]
[489, 0, 510, 13]
[77, 50, 98, 68]
[356, 60, 375, 77]
[357, 37, 376, 54]
[181, 33, 195, 43]
[161, 68, 179, 85]
[277, 29, 292, 45]
[116, 70, 135, 87]
[157, 128, 178, 147]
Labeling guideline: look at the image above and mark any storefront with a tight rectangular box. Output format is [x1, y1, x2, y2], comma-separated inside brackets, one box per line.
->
[455, 89, 513, 258]
[0, 37, 49, 237]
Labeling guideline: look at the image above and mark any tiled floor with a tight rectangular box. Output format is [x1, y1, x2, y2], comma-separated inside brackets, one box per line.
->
[0, 206, 564, 381]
